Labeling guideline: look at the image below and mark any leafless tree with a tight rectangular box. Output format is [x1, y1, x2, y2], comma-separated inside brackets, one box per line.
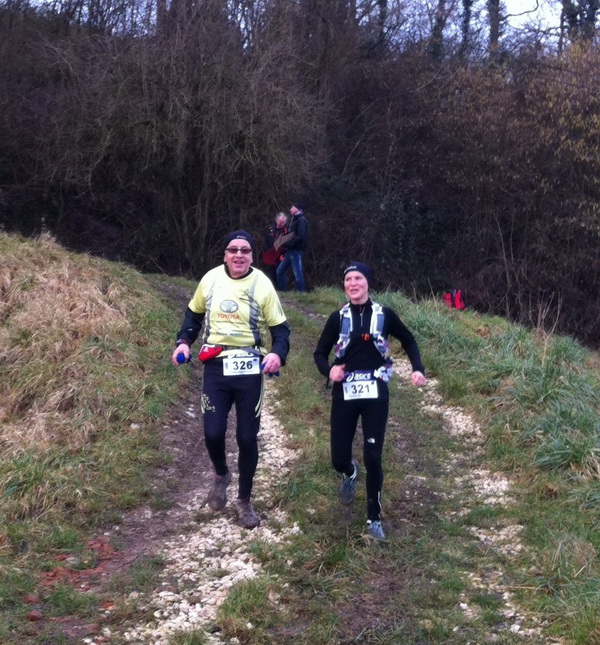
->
[488, 0, 501, 59]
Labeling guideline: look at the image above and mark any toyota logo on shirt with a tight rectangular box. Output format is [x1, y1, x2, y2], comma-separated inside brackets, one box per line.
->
[220, 300, 239, 313]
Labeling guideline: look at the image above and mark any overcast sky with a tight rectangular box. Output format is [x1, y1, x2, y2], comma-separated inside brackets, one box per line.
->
[504, 0, 560, 28]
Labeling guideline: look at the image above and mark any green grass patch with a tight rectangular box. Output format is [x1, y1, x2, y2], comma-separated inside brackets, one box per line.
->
[169, 630, 208, 644]
[44, 583, 99, 617]
[3, 239, 600, 643]
[0, 233, 193, 643]
[219, 287, 600, 643]
[108, 554, 166, 593]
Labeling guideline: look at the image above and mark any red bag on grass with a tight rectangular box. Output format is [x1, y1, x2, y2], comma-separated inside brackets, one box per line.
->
[443, 289, 466, 310]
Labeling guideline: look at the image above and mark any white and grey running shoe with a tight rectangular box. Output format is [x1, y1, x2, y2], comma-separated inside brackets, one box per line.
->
[367, 520, 386, 540]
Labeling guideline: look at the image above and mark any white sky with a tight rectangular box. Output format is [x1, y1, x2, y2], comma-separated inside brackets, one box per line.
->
[504, 0, 561, 28]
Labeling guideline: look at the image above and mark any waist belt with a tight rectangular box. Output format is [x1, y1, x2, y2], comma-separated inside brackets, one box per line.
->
[343, 366, 392, 383]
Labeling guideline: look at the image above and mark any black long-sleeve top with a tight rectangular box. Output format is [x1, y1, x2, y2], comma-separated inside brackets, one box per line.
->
[313, 299, 425, 377]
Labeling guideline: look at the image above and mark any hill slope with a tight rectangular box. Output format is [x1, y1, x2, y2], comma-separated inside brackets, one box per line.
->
[2, 233, 600, 644]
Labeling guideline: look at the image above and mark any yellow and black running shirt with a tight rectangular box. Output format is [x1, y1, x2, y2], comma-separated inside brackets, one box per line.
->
[188, 265, 286, 355]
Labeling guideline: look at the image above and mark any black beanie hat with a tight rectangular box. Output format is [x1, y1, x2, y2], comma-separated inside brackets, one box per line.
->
[343, 261, 372, 283]
[224, 230, 255, 252]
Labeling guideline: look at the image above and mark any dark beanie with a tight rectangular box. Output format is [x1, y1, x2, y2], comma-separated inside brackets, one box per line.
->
[224, 230, 255, 252]
[343, 261, 372, 283]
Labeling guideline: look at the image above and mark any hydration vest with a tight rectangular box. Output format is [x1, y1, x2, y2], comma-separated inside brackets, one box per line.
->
[334, 302, 393, 382]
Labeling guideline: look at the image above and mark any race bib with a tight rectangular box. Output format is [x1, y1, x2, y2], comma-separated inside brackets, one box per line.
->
[342, 370, 378, 400]
[223, 354, 260, 376]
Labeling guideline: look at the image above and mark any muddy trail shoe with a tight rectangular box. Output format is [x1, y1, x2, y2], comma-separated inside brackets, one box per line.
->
[207, 471, 231, 510]
[236, 499, 260, 529]
[338, 458, 359, 505]
[367, 520, 386, 540]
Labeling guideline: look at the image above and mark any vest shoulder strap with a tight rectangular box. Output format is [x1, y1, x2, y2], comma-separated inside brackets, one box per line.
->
[335, 302, 387, 359]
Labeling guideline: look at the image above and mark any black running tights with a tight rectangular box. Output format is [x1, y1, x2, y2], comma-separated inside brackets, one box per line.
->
[201, 361, 264, 500]
[330, 394, 389, 521]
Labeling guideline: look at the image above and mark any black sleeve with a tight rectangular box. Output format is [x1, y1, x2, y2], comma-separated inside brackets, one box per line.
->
[313, 311, 340, 377]
[295, 217, 308, 245]
[269, 321, 291, 365]
[385, 307, 425, 374]
[176, 307, 205, 346]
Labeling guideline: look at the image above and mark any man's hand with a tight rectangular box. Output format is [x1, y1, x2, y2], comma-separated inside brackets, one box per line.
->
[329, 364, 346, 383]
[261, 352, 281, 374]
[411, 371, 426, 387]
[172, 344, 190, 366]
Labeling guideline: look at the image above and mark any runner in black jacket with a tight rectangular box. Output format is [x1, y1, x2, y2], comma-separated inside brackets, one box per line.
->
[313, 262, 426, 540]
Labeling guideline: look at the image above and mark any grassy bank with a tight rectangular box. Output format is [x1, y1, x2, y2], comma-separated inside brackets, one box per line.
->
[0, 233, 188, 642]
[2, 232, 600, 644]
[215, 289, 600, 644]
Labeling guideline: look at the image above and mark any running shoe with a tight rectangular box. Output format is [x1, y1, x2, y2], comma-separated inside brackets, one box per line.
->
[207, 471, 231, 510]
[338, 458, 359, 505]
[367, 520, 386, 540]
[236, 498, 260, 529]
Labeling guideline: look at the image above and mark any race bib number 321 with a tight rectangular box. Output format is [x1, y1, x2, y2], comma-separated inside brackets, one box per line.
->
[342, 379, 378, 400]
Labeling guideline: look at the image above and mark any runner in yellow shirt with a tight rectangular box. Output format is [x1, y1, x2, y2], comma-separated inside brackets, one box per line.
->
[172, 231, 290, 528]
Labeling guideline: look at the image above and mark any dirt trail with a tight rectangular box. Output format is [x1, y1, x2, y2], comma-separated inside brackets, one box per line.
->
[36, 283, 303, 644]
[31, 286, 560, 644]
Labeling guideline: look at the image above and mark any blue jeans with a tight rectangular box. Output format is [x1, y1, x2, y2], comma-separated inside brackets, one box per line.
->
[276, 250, 305, 292]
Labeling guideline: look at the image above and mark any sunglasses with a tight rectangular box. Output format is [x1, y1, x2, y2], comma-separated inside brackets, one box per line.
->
[226, 246, 252, 255]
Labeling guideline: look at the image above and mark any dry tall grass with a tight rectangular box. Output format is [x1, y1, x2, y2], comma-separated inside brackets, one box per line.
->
[0, 230, 189, 551]
[0, 232, 166, 456]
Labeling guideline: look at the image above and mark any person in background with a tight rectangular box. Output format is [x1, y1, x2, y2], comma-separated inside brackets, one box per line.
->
[172, 230, 290, 529]
[276, 202, 308, 292]
[262, 212, 289, 285]
[313, 262, 426, 540]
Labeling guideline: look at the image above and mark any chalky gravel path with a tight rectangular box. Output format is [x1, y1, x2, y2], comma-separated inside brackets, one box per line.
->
[83, 294, 561, 644]
[90, 381, 299, 645]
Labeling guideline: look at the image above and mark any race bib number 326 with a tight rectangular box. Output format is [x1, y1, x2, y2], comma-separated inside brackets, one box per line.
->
[223, 356, 260, 376]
